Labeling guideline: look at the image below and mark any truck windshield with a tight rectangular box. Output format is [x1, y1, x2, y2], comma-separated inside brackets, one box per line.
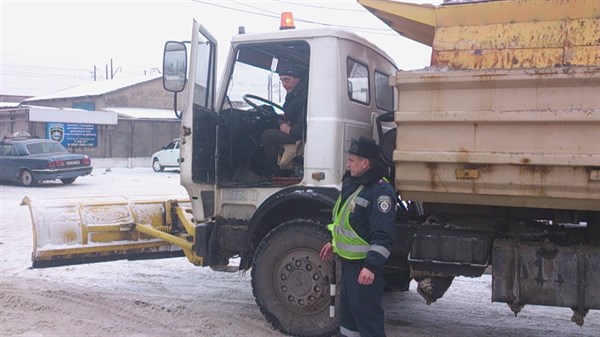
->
[224, 41, 310, 111]
[226, 62, 284, 110]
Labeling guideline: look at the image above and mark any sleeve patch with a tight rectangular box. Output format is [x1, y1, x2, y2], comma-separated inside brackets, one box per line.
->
[377, 195, 392, 214]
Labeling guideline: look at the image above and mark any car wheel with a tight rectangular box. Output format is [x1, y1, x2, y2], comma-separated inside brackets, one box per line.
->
[152, 158, 164, 172]
[61, 177, 77, 185]
[20, 169, 36, 187]
[251, 219, 338, 337]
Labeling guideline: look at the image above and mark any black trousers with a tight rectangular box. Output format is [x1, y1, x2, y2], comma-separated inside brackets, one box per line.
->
[261, 128, 298, 176]
[340, 259, 386, 337]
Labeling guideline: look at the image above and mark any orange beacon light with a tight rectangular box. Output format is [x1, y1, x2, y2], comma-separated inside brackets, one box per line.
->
[280, 12, 295, 30]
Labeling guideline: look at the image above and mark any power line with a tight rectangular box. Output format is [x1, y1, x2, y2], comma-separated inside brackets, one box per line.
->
[191, 0, 395, 35]
[191, 0, 280, 19]
[230, 0, 391, 32]
[274, 0, 364, 12]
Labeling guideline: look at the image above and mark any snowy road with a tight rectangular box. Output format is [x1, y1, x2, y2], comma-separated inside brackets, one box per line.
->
[1, 168, 598, 336]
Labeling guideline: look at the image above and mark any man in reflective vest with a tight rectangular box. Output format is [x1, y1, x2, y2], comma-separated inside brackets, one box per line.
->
[320, 136, 397, 337]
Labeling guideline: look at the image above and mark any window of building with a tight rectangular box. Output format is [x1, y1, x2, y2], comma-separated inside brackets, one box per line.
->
[72, 102, 96, 111]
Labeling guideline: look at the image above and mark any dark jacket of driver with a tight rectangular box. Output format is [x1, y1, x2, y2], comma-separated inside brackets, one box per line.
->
[282, 80, 308, 141]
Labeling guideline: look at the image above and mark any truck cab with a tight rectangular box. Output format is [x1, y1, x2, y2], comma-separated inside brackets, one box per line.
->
[163, 20, 399, 336]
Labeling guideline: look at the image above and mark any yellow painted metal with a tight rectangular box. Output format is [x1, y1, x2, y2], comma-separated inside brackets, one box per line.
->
[32, 241, 171, 262]
[134, 224, 193, 250]
[135, 223, 203, 266]
[455, 169, 479, 180]
[358, 0, 436, 46]
[176, 205, 197, 236]
[358, 0, 600, 68]
[434, 0, 600, 27]
[22, 195, 199, 265]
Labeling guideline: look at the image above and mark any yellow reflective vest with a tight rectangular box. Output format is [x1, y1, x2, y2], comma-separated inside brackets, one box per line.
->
[327, 185, 371, 260]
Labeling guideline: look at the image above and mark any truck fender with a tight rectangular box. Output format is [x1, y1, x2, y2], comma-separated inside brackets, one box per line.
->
[240, 186, 339, 268]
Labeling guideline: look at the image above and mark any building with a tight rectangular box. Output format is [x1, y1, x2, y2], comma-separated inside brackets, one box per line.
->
[0, 75, 183, 168]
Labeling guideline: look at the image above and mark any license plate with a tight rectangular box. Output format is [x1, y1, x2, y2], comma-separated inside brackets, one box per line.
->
[66, 160, 80, 165]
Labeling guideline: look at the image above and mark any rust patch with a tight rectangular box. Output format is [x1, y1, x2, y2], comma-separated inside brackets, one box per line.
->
[426, 162, 439, 190]
[522, 165, 551, 175]
[521, 158, 531, 164]
[457, 147, 470, 163]
[518, 165, 552, 197]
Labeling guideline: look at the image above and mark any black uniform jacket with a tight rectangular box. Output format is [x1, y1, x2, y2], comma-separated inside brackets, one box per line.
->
[282, 80, 307, 140]
[339, 160, 397, 273]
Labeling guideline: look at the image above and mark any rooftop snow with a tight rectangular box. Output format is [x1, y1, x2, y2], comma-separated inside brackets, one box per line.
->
[22, 75, 161, 102]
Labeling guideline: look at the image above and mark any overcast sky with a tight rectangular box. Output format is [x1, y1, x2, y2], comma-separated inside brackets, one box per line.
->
[1, 0, 442, 96]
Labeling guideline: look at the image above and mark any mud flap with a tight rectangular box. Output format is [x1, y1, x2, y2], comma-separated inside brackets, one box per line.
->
[22, 195, 192, 267]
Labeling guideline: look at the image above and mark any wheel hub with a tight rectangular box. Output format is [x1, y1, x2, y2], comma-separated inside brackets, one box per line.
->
[274, 249, 330, 315]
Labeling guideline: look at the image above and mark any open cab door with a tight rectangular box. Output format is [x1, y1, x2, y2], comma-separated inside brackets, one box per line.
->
[163, 20, 218, 222]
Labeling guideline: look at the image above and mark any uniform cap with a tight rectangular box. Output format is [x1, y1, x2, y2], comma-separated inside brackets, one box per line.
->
[349, 136, 381, 160]
[277, 64, 304, 78]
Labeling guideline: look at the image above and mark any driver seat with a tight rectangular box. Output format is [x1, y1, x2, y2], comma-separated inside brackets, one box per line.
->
[278, 140, 303, 170]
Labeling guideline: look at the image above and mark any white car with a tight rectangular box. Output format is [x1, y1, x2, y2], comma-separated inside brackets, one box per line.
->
[151, 138, 180, 172]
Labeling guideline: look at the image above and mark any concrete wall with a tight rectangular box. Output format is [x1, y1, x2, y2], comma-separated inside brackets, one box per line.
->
[28, 118, 180, 158]
[0, 108, 30, 137]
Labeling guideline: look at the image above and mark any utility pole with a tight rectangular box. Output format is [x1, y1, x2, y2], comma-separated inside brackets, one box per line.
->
[91, 59, 121, 80]
[89, 65, 97, 81]
[110, 58, 121, 79]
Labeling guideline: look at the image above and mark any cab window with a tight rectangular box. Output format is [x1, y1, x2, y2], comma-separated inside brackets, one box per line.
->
[375, 71, 394, 112]
[347, 58, 370, 105]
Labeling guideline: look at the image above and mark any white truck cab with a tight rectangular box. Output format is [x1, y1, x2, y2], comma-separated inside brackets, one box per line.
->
[167, 21, 397, 220]
[162, 20, 399, 336]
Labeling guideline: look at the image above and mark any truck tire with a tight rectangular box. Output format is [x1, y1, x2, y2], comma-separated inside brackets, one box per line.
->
[251, 219, 338, 337]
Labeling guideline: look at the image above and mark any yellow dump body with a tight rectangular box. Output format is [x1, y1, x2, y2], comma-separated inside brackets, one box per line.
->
[359, 0, 599, 69]
[359, 0, 600, 211]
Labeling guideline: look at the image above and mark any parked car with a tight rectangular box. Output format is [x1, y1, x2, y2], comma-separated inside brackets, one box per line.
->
[151, 138, 180, 172]
[0, 135, 92, 186]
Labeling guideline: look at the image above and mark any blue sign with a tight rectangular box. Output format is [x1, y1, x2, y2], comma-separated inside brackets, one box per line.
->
[47, 123, 97, 147]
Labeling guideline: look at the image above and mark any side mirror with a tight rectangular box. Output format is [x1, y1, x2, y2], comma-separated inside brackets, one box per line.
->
[162, 41, 187, 92]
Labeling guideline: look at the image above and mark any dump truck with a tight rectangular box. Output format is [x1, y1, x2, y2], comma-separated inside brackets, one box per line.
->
[23, 0, 599, 336]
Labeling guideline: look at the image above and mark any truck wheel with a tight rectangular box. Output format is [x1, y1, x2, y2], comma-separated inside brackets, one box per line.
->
[251, 219, 338, 337]
[20, 169, 36, 187]
[152, 158, 164, 172]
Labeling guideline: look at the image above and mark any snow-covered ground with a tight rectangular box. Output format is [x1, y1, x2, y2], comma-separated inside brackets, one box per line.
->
[1, 168, 598, 336]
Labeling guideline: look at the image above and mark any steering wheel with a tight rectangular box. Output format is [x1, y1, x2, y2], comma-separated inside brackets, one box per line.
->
[243, 94, 285, 117]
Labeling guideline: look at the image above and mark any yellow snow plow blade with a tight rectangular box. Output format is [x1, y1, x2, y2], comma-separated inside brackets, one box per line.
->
[22, 195, 202, 268]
